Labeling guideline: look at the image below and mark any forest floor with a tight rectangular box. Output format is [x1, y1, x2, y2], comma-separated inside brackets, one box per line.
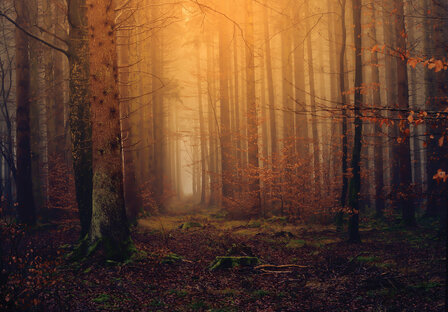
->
[1, 209, 446, 311]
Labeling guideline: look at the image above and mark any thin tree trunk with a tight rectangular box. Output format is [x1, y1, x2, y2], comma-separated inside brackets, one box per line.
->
[218, 5, 233, 211]
[382, 0, 399, 211]
[347, 0, 363, 243]
[394, 0, 415, 226]
[305, 2, 321, 190]
[245, 0, 261, 217]
[196, 48, 207, 205]
[370, 3, 385, 218]
[339, 0, 349, 209]
[293, 8, 308, 158]
[117, 5, 141, 221]
[15, 0, 36, 225]
[263, 1, 277, 157]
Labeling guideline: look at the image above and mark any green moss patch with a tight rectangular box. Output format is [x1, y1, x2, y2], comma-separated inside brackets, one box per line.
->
[286, 239, 306, 249]
[179, 222, 203, 230]
[209, 256, 259, 271]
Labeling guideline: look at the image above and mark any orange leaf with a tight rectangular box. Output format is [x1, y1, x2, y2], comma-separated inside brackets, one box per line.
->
[435, 60, 444, 72]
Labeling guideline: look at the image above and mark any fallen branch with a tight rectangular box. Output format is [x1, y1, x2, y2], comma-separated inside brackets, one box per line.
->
[254, 264, 308, 270]
[258, 269, 293, 274]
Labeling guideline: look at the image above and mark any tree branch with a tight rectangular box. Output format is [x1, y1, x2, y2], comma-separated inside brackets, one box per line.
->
[0, 10, 70, 58]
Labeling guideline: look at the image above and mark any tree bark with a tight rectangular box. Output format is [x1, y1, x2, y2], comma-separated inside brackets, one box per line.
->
[394, 0, 415, 226]
[68, 0, 93, 237]
[87, 0, 132, 260]
[370, 3, 385, 218]
[347, 0, 363, 243]
[15, 0, 36, 226]
[245, 0, 261, 217]
[218, 5, 234, 211]
[305, 2, 321, 190]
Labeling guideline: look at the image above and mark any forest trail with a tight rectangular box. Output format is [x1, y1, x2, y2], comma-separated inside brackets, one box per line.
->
[3, 211, 444, 311]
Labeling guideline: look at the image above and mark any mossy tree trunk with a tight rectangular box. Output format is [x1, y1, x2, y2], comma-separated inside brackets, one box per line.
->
[86, 0, 131, 260]
[68, 0, 93, 237]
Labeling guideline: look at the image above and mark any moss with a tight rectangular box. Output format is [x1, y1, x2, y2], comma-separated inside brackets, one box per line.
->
[286, 239, 306, 249]
[209, 256, 259, 271]
[161, 253, 183, 264]
[247, 220, 262, 228]
[356, 255, 378, 263]
[167, 289, 189, 297]
[266, 216, 288, 224]
[103, 236, 136, 261]
[92, 293, 110, 304]
[179, 221, 203, 230]
[252, 289, 270, 299]
[189, 300, 208, 310]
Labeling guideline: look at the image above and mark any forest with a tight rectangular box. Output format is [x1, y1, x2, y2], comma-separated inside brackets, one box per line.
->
[0, 0, 446, 310]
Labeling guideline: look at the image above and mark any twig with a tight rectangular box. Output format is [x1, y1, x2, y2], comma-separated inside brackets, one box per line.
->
[255, 264, 308, 270]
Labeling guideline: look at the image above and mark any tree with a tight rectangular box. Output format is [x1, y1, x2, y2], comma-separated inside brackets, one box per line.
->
[86, 0, 132, 259]
[338, 0, 349, 210]
[305, 1, 321, 190]
[217, 2, 234, 213]
[347, 0, 363, 243]
[68, 0, 93, 237]
[394, 0, 415, 226]
[15, 0, 36, 226]
[262, 0, 277, 158]
[369, 2, 385, 218]
[244, 0, 261, 217]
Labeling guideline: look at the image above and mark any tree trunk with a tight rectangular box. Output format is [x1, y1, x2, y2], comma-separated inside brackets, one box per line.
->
[206, 31, 219, 206]
[245, 0, 261, 217]
[370, 3, 385, 218]
[382, 0, 399, 212]
[218, 5, 234, 211]
[347, 0, 363, 243]
[29, 0, 45, 215]
[151, 0, 166, 212]
[196, 46, 207, 205]
[263, 1, 277, 157]
[425, 0, 448, 222]
[87, 0, 132, 260]
[293, 8, 308, 159]
[394, 0, 415, 226]
[305, 2, 321, 190]
[117, 5, 142, 222]
[15, 0, 36, 226]
[68, 0, 93, 237]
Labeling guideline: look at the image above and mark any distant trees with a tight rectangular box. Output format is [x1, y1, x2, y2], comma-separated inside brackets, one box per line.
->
[0, 0, 447, 249]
